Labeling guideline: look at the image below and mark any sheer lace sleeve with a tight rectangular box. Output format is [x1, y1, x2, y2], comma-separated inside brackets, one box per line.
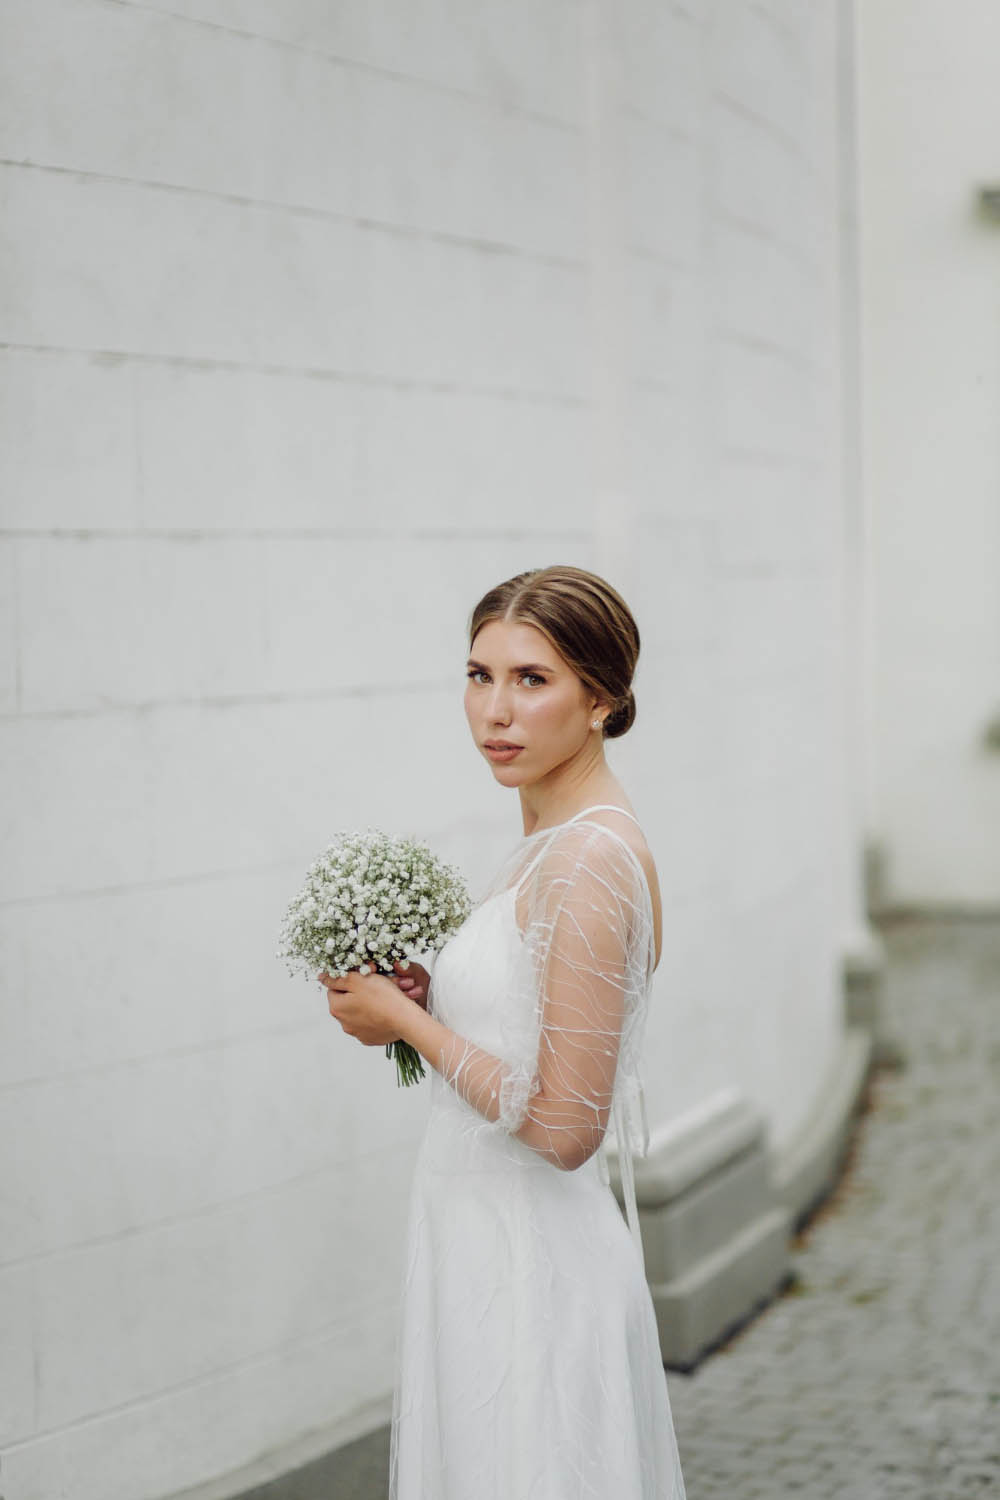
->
[424, 821, 655, 1249]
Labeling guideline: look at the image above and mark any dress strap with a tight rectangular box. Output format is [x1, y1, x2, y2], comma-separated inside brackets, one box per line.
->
[508, 805, 641, 900]
[565, 804, 641, 827]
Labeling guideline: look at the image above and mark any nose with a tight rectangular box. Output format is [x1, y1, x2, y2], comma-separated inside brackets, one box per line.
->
[485, 682, 512, 725]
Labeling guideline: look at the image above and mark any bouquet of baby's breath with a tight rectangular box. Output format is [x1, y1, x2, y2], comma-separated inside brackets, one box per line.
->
[278, 828, 472, 1086]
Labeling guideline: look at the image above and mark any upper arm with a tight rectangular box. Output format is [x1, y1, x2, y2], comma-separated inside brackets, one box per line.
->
[518, 829, 644, 1170]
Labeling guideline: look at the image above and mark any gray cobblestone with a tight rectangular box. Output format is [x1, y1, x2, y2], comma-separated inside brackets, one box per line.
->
[663, 913, 1000, 1500]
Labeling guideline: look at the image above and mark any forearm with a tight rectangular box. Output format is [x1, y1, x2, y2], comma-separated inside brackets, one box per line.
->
[396, 1000, 592, 1168]
[397, 1001, 507, 1124]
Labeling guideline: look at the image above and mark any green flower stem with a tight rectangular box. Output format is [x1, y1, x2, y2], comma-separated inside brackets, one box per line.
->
[387, 1039, 426, 1087]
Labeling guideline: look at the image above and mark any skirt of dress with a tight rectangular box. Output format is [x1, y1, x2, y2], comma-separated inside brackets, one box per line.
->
[388, 1082, 687, 1500]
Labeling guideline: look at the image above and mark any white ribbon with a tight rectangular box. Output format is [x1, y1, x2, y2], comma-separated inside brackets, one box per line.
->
[598, 1080, 650, 1271]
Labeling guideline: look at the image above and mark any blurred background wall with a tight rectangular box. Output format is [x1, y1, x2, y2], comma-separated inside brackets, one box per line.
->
[1, 2, 877, 1497]
[856, 0, 1000, 908]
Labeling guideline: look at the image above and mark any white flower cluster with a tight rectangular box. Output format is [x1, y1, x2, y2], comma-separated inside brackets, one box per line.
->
[277, 827, 472, 981]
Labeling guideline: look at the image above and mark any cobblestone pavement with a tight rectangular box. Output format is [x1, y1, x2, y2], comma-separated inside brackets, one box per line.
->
[663, 912, 1000, 1500]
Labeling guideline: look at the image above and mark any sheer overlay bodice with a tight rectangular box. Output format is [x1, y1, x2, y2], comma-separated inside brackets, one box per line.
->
[388, 806, 686, 1500]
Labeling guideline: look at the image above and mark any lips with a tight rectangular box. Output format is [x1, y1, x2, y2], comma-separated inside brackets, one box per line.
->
[484, 741, 524, 763]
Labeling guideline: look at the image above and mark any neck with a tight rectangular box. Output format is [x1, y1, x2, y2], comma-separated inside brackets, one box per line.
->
[519, 770, 624, 838]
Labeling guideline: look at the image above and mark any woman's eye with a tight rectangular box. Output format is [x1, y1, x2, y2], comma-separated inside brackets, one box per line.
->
[465, 670, 545, 686]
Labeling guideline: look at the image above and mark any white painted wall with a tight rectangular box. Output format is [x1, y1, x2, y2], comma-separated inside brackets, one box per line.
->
[857, 0, 1000, 906]
[0, 3, 857, 1496]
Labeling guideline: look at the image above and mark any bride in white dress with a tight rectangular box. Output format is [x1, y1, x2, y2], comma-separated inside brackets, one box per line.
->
[320, 565, 687, 1499]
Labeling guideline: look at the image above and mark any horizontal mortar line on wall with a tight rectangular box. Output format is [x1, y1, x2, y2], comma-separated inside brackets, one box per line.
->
[717, 330, 819, 373]
[0, 1288, 397, 1452]
[0, 339, 588, 407]
[747, 0, 806, 52]
[92, 0, 582, 137]
[0, 856, 316, 910]
[718, 557, 832, 579]
[0, 527, 389, 542]
[625, 243, 696, 275]
[1, 825, 500, 911]
[713, 87, 815, 166]
[618, 104, 696, 147]
[1, 1014, 325, 1094]
[411, 525, 591, 541]
[0, 677, 457, 726]
[667, 0, 702, 26]
[0, 157, 586, 271]
[714, 208, 822, 278]
[721, 446, 825, 470]
[0, 1149, 413, 1274]
[0, 525, 589, 543]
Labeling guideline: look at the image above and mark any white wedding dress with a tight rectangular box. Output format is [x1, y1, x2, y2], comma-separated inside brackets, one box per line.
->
[388, 805, 687, 1500]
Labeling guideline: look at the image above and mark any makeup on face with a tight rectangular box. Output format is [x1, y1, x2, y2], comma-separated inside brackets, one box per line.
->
[465, 621, 598, 781]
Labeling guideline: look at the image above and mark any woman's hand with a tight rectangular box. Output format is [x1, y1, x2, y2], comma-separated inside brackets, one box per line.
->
[388, 958, 431, 1011]
[318, 967, 409, 1046]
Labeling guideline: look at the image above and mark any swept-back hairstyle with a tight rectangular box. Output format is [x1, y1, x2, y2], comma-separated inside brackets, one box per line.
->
[467, 565, 640, 739]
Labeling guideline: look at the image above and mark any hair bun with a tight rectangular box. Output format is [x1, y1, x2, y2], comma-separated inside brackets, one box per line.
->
[603, 688, 636, 740]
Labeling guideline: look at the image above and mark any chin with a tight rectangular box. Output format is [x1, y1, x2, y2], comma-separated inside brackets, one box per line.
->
[485, 761, 528, 783]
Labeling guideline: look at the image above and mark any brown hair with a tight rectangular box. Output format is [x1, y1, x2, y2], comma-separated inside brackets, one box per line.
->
[467, 565, 640, 739]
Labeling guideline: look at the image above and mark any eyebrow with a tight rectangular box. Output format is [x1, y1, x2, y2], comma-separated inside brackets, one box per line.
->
[466, 658, 556, 674]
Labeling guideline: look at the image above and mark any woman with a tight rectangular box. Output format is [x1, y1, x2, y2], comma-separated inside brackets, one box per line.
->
[320, 565, 687, 1499]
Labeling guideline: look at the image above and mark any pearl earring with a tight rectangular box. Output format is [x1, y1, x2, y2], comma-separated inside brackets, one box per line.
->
[592, 719, 601, 730]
